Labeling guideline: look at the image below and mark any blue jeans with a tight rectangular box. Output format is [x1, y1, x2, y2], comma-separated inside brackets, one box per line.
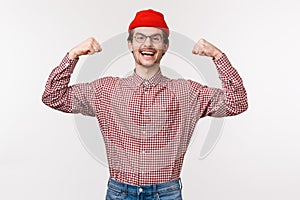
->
[105, 178, 183, 200]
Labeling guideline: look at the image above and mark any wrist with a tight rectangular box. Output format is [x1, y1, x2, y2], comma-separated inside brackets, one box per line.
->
[212, 50, 223, 60]
[68, 50, 78, 60]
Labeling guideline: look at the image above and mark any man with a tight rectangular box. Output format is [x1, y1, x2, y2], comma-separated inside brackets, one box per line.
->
[42, 9, 247, 200]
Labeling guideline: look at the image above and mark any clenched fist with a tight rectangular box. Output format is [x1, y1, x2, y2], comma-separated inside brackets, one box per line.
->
[68, 37, 102, 59]
[192, 38, 223, 60]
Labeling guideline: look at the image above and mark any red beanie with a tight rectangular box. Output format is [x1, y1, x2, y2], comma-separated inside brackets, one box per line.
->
[128, 9, 169, 36]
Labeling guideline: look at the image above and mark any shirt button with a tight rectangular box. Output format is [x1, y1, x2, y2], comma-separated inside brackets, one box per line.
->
[139, 188, 143, 192]
[65, 63, 70, 67]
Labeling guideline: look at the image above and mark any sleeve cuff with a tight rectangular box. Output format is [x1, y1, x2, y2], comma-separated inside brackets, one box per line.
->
[56, 53, 79, 74]
[213, 53, 232, 70]
[213, 53, 244, 87]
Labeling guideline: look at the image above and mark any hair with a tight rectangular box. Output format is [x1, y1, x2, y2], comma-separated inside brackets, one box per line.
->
[127, 29, 169, 45]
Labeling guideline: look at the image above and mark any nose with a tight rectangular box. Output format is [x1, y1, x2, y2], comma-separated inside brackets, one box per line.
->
[143, 36, 153, 47]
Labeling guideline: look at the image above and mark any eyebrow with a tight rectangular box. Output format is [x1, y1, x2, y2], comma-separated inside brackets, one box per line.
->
[135, 33, 162, 36]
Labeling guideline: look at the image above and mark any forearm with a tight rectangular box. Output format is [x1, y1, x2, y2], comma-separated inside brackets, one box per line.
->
[42, 54, 78, 112]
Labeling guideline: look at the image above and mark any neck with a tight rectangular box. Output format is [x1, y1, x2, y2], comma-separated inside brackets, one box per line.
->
[135, 63, 160, 80]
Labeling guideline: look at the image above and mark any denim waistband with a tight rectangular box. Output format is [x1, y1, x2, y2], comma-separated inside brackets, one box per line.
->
[107, 178, 182, 196]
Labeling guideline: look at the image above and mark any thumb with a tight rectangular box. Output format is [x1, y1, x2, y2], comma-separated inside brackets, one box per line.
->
[192, 44, 200, 54]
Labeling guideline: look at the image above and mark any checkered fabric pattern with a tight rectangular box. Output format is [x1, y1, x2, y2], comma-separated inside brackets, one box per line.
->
[42, 53, 248, 186]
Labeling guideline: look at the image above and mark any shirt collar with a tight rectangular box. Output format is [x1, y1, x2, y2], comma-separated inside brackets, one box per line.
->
[130, 69, 163, 87]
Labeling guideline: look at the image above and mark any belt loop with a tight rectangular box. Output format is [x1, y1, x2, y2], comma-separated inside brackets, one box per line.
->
[153, 183, 157, 193]
[124, 183, 128, 198]
[179, 178, 183, 190]
[153, 183, 157, 197]
[107, 178, 112, 189]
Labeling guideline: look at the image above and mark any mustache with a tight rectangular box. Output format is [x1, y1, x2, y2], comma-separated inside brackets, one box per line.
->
[139, 48, 157, 53]
[131, 46, 165, 52]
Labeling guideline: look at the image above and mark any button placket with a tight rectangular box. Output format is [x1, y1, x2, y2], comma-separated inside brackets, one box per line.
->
[138, 80, 152, 184]
[142, 80, 151, 94]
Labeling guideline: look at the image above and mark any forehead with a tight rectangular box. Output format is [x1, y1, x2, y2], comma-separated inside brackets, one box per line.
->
[133, 27, 163, 35]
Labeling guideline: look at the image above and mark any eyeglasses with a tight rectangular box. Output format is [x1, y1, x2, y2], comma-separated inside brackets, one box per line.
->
[134, 33, 163, 44]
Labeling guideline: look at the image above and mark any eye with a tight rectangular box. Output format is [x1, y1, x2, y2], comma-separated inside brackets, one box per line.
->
[151, 35, 161, 42]
[136, 34, 145, 40]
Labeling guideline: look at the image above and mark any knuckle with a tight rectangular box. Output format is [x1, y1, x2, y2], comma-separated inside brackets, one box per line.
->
[87, 37, 95, 44]
[199, 38, 205, 43]
[87, 43, 93, 49]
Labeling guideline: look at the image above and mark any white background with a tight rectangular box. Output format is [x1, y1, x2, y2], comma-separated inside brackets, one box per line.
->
[1, 0, 300, 199]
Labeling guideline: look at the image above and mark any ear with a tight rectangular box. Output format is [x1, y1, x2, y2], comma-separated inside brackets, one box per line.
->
[163, 43, 169, 53]
[128, 41, 133, 52]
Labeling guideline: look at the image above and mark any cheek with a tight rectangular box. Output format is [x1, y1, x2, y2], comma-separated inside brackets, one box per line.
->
[131, 42, 142, 50]
[157, 48, 165, 56]
[157, 44, 167, 52]
[132, 51, 141, 60]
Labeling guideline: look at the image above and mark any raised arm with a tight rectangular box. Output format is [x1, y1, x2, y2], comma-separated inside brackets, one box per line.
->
[41, 37, 102, 116]
[190, 38, 248, 118]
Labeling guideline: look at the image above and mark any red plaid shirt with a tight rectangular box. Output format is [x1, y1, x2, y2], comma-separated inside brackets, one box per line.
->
[42, 53, 247, 185]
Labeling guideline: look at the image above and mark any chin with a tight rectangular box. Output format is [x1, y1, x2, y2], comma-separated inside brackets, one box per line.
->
[140, 61, 158, 68]
[133, 50, 163, 68]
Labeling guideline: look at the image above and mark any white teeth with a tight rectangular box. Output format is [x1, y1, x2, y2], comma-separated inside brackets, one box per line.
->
[141, 51, 154, 56]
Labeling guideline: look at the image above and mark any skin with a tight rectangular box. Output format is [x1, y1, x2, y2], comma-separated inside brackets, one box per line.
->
[127, 27, 169, 79]
[68, 27, 223, 80]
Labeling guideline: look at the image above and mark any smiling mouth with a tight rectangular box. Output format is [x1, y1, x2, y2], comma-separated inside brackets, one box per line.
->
[139, 49, 157, 57]
[141, 51, 155, 56]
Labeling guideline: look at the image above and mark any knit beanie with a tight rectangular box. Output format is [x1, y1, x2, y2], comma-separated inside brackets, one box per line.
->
[128, 9, 169, 36]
